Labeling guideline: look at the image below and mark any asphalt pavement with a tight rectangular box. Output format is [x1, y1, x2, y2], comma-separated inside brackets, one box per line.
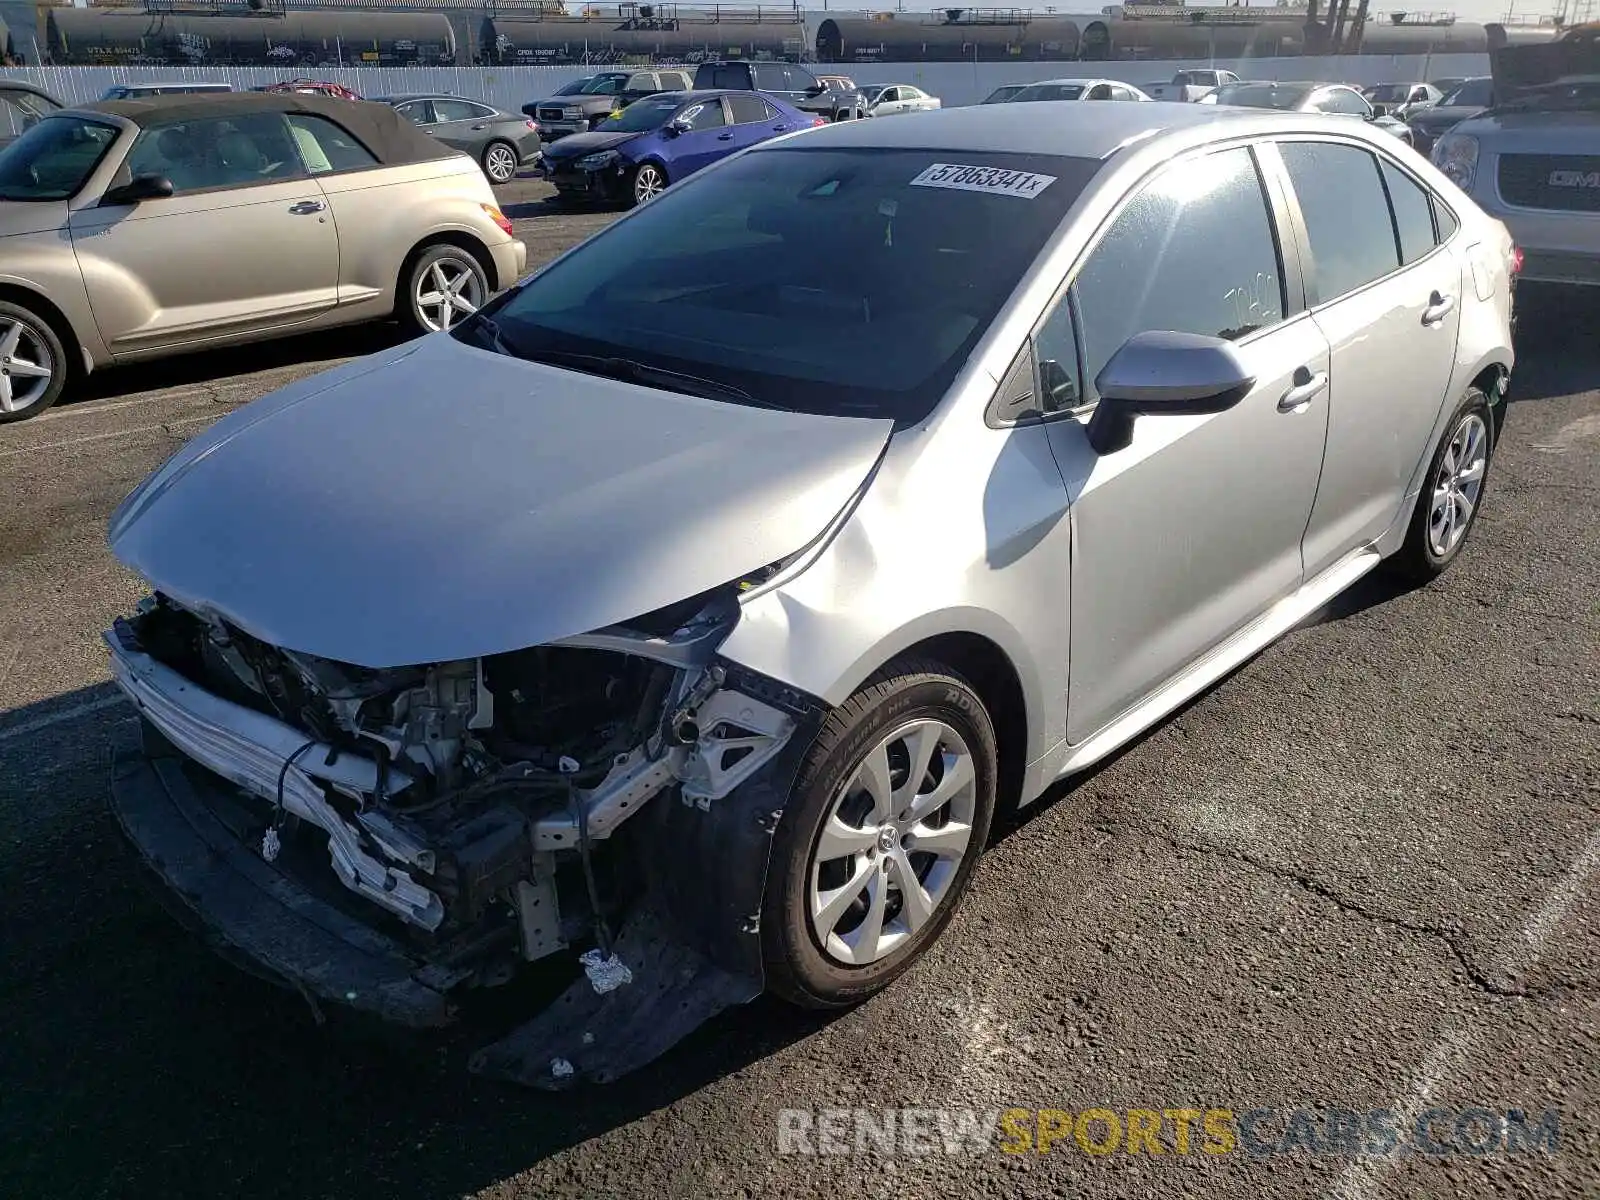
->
[1, 176, 1597, 1200]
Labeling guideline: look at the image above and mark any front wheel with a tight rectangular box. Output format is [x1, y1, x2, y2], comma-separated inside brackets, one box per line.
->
[1388, 387, 1495, 582]
[762, 661, 998, 1009]
[0, 299, 68, 424]
[629, 162, 666, 207]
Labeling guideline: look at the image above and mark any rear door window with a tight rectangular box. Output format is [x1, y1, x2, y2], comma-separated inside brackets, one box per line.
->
[1378, 157, 1439, 265]
[1071, 146, 1287, 394]
[726, 93, 770, 125]
[1279, 141, 1401, 302]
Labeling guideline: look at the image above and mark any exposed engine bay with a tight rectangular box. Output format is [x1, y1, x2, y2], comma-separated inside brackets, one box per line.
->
[106, 587, 799, 994]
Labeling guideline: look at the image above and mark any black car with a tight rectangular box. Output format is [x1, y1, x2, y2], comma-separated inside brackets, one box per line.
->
[1406, 76, 1496, 156]
[0, 82, 62, 150]
[524, 69, 693, 140]
[691, 60, 866, 122]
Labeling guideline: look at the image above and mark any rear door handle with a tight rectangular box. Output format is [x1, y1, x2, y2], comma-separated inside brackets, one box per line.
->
[289, 199, 325, 215]
[718, 132, 734, 140]
[1422, 291, 1455, 325]
[773, 124, 788, 131]
[470, 123, 487, 130]
[1278, 367, 1328, 413]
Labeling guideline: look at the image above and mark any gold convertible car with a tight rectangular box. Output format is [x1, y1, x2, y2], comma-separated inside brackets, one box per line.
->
[0, 91, 527, 422]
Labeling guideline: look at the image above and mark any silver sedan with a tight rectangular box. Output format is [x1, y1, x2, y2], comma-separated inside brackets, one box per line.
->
[103, 102, 1516, 1086]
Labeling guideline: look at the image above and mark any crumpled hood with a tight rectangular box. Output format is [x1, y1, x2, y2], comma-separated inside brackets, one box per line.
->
[541, 130, 642, 160]
[109, 333, 892, 668]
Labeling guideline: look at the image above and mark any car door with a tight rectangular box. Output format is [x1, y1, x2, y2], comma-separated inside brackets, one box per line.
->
[723, 93, 782, 149]
[1272, 139, 1464, 577]
[68, 110, 338, 357]
[1042, 143, 1332, 743]
[667, 97, 735, 177]
[427, 98, 493, 156]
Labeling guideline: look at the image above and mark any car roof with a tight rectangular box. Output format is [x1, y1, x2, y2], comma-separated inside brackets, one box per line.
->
[70, 92, 464, 166]
[1020, 78, 1124, 87]
[0, 81, 59, 100]
[749, 101, 1283, 161]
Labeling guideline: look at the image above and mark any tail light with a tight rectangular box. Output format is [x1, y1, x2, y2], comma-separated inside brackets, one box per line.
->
[481, 203, 514, 237]
[1510, 246, 1523, 276]
[810, 117, 825, 127]
[526, 118, 539, 132]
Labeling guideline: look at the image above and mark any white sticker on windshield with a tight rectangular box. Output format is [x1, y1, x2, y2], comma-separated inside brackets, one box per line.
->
[908, 163, 1057, 199]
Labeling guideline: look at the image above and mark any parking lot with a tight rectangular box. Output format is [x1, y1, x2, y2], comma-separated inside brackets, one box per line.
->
[1, 172, 1597, 1199]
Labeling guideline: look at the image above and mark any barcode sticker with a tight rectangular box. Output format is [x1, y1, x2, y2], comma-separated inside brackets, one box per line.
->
[908, 163, 1057, 199]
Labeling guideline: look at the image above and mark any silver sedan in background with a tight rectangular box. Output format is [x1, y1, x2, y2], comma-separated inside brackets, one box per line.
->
[103, 102, 1515, 1087]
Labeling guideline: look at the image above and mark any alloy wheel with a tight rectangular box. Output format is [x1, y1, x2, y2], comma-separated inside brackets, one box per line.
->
[0, 316, 56, 416]
[1428, 411, 1488, 557]
[808, 718, 978, 966]
[413, 257, 484, 333]
[633, 165, 664, 203]
[484, 143, 517, 184]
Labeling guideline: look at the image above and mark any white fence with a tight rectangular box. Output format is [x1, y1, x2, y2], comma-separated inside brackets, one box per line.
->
[0, 54, 1490, 110]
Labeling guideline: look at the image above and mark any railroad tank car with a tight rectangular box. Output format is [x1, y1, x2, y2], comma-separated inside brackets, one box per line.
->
[814, 16, 1081, 64]
[1079, 18, 1305, 61]
[483, 15, 805, 66]
[44, 8, 456, 68]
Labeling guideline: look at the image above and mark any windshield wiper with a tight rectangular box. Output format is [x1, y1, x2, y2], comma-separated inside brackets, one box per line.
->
[524, 348, 785, 409]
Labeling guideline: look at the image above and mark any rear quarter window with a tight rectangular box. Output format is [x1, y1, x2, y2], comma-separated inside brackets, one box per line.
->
[1279, 140, 1402, 302]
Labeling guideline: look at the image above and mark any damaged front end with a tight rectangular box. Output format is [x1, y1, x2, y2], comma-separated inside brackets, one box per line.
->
[105, 585, 822, 1087]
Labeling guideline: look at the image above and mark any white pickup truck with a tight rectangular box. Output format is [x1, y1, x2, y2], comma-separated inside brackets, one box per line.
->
[1143, 69, 1240, 102]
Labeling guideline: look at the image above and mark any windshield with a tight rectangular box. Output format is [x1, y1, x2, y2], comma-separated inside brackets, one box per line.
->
[580, 75, 629, 96]
[596, 96, 681, 132]
[983, 86, 1023, 103]
[470, 147, 1099, 425]
[555, 78, 593, 96]
[0, 115, 119, 201]
[1440, 78, 1494, 107]
[1012, 83, 1085, 102]
[1211, 83, 1312, 109]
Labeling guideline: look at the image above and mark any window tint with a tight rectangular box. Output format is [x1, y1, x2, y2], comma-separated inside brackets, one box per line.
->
[0, 116, 118, 201]
[789, 65, 818, 91]
[1433, 201, 1458, 242]
[704, 65, 746, 90]
[1087, 84, 1113, 100]
[751, 64, 784, 91]
[680, 99, 728, 131]
[1379, 158, 1437, 265]
[1032, 296, 1083, 416]
[726, 93, 770, 124]
[286, 113, 378, 175]
[125, 114, 303, 194]
[0, 96, 37, 139]
[488, 147, 1100, 426]
[432, 99, 482, 122]
[1279, 141, 1401, 301]
[1072, 147, 1285, 391]
[393, 100, 430, 124]
[1317, 88, 1370, 116]
[1440, 78, 1493, 107]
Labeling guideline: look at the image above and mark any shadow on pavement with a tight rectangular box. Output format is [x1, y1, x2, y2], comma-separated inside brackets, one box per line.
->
[0, 684, 828, 1199]
[1508, 285, 1600, 404]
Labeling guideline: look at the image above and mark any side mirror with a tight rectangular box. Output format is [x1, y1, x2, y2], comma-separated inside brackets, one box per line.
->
[805, 82, 827, 96]
[1085, 330, 1255, 455]
[101, 173, 174, 206]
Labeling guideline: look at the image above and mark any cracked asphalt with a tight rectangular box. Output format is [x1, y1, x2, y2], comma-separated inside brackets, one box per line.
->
[1, 176, 1597, 1200]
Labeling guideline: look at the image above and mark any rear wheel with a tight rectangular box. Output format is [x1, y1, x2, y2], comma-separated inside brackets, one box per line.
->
[629, 162, 666, 207]
[482, 140, 518, 185]
[400, 244, 488, 336]
[762, 661, 998, 1009]
[1388, 387, 1495, 582]
[0, 299, 68, 424]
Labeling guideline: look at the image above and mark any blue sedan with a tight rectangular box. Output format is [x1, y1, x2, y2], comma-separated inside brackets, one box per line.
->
[540, 89, 820, 207]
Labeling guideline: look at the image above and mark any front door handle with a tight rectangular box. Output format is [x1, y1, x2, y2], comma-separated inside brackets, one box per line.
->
[470, 123, 487, 130]
[289, 199, 325, 215]
[773, 124, 788, 131]
[1278, 367, 1328, 413]
[717, 132, 734, 140]
[1422, 291, 1455, 326]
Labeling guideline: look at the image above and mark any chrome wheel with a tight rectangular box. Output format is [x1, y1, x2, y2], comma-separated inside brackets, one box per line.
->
[413, 256, 484, 333]
[483, 143, 517, 184]
[808, 718, 978, 967]
[0, 316, 56, 416]
[1428, 412, 1488, 558]
[633, 164, 664, 204]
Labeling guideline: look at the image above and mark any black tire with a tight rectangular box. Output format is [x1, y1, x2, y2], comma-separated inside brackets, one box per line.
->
[0, 298, 69, 424]
[762, 660, 998, 1009]
[397, 243, 489, 338]
[481, 140, 518, 185]
[1388, 387, 1496, 583]
[628, 161, 667, 208]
